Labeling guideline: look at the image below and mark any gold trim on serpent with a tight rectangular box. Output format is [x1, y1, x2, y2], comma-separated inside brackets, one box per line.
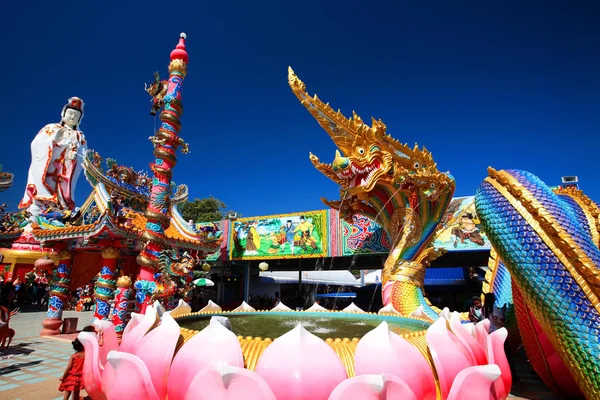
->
[485, 168, 600, 316]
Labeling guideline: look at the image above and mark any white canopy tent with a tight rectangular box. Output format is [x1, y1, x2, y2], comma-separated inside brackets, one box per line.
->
[259, 270, 361, 287]
[359, 269, 382, 285]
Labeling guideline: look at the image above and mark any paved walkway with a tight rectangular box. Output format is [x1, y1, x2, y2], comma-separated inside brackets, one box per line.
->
[0, 309, 94, 399]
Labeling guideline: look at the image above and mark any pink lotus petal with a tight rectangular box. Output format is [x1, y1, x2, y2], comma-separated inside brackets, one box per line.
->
[474, 319, 490, 354]
[328, 374, 418, 400]
[133, 312, 180, 399]
[486, 328, 512, 399]
[121, 307, 160, 354]
[449, 312, 487, 365]
[463, 322, 476, 337]
[183, 363, 276, 400]
[153, 300, 166, 318]
[119, 312, 144, 353]
[168, 317, 245, 400]
[255, 324, 347, 400]
[446, 364, 501, 400]
[93, 320, 119, 368]
[103, 351, 160, 400]
[78, 332, 106, 400]
[440, 307, 452, 321]
[167, 299, 192, 318]
[354, 322, 436, 400]
[426, 317, 474, 399]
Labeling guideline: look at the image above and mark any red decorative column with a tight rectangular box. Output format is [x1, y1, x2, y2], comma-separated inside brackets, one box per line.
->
[41, 250, 73, 336]
[135, 33, 190, 313]
[93, 247, 119, 320]
[110, 276, 133, 338]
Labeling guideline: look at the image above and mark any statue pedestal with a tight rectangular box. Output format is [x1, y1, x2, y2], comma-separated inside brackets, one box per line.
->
[41, 318, 63, 336]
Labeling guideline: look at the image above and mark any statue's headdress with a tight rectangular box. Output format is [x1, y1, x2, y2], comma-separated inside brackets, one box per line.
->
[61, 97, 85, 126]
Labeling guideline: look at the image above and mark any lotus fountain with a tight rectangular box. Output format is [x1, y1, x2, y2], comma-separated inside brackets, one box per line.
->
[79, 299, 511, 400]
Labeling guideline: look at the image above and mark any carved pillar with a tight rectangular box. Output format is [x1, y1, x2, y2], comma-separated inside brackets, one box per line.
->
[41, 250, 73, 335]
[110, 276, 133, 337]
[93, 247, 119, 320]
[135, 33, 189, 314]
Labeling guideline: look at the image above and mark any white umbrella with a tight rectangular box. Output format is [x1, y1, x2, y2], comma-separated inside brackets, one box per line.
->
[193, 278, 215, 287]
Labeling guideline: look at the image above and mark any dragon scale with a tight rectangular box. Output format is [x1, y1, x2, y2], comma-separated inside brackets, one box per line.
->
[475, 168, 600, 399]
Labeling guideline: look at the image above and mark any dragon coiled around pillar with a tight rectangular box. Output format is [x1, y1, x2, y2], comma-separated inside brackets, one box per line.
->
[152, 248, 196, 304]
[288, 67, 454, 320]
[475, 168, 600, 399]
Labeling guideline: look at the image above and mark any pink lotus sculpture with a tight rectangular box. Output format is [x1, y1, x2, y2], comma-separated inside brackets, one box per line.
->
[79, 304, 511, 400]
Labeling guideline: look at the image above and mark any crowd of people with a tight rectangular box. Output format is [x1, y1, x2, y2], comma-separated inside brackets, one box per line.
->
[0, 274, 49, 311]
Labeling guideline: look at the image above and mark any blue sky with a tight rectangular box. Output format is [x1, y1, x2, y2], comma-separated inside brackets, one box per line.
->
[1, 1, 599, 217]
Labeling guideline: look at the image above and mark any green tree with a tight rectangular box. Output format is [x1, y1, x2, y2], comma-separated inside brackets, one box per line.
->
[178, 196, 239, 223]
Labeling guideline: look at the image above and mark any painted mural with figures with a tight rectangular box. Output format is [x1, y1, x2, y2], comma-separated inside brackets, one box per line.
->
[334, 196, 491, 255]
[433, 196, 491, 250]
[229, 210, 328, 259]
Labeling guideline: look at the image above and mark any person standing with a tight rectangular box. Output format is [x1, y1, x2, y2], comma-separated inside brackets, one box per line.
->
[483, 292, 505, 332]
[59, 339, 85, 400]
[468, 296, 484, 323]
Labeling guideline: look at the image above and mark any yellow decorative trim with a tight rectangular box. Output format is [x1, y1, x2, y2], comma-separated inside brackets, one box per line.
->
[488, 169, 600, 313]
[168, 59, 187, 77]
[0, 249, 59, 264]
[482, 246, 499, 299]
[101, 247, 120, 260]
[553, 186, 600, 247]
[386, 260, 426, 288]
[116, 276, 132, 288]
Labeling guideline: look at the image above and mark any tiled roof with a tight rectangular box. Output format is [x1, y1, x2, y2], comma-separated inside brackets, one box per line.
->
[118, 210, 222, 250]
[33, 221, 102, 238]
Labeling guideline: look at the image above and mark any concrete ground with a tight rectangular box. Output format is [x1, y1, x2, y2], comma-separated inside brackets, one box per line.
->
[0, 309, 94, 399]
[0, 309, 568, 400]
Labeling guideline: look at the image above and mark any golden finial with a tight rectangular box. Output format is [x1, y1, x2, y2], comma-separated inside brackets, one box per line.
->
[117, 276, 132, 288]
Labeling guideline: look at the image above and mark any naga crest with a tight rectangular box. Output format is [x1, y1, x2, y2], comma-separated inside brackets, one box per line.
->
[157, 248, 196, 278]
[145, 71, 169, 116]
[288, 67, 454, 224]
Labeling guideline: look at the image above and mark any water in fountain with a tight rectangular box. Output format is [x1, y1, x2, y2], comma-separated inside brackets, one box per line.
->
[180, 312, 429, 339]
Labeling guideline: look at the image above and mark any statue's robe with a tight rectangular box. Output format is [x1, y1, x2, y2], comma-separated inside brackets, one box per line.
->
[19, 123, 87, 212]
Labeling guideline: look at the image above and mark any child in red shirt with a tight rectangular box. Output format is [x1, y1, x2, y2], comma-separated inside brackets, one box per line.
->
[59, 338, 85, 400]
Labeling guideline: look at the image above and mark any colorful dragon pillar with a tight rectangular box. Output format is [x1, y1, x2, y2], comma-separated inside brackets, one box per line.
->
[41, 250, 73, 335]
[475, 168, 600, 399]
[110, 275, 133, 337]
[288, 68, 454, 320]
[93, 247, 119, 320]
[135, 33, 194, 313]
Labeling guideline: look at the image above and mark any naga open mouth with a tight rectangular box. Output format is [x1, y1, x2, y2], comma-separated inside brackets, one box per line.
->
[337, 159, 383, 189]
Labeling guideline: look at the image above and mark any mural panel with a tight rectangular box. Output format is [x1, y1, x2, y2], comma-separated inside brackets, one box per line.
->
[229, 210, 328, 260]
[341, 214, 391, 256]
[433, 196, 491, 250]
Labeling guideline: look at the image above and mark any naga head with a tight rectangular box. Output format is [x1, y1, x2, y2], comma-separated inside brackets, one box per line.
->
[289, 67, 454, 224]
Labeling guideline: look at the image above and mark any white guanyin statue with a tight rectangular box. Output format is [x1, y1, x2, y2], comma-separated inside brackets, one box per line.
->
[19, 97, 88, 216]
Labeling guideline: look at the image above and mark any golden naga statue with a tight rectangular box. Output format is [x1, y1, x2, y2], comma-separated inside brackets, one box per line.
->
[288, 67, 455, 319]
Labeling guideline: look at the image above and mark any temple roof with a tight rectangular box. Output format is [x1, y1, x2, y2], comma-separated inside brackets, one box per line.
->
[26, 149, 223, 252]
